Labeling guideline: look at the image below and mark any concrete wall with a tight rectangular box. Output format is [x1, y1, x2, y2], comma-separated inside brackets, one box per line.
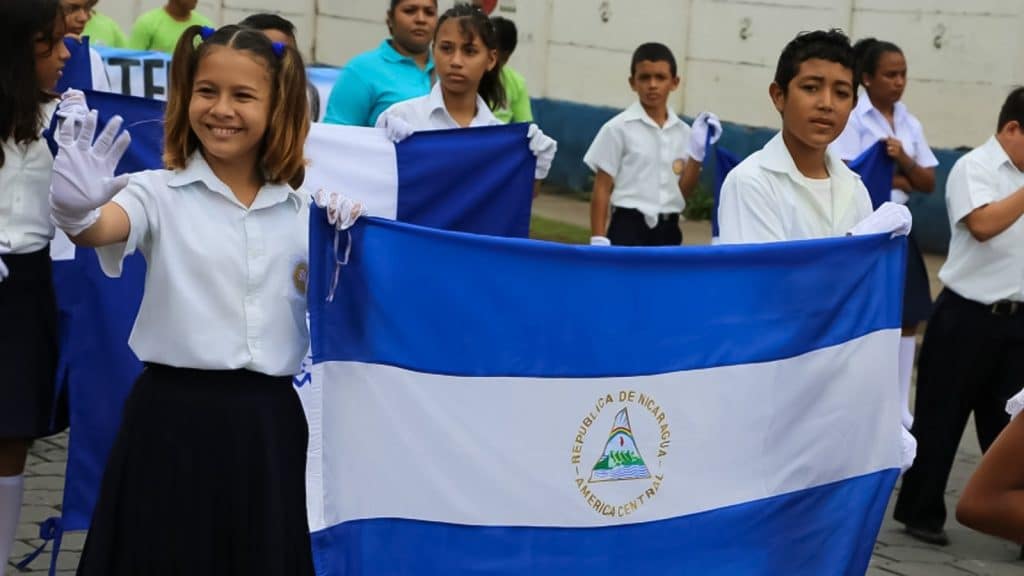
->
[95, 0, 1024, 149]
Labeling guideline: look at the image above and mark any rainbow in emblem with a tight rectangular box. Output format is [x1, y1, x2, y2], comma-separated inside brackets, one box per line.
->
[589, 408, 651, 482]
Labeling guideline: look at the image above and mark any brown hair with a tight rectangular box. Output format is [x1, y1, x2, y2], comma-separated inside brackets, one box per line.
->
[164, 25, 309, 188]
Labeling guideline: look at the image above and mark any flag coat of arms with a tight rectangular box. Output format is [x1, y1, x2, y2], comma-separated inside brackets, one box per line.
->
[305, 213, 907, 576]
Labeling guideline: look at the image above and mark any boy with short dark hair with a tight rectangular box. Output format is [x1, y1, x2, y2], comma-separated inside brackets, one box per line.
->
[896, 86, 1024, 547]
[717, 29, 874, 243]
[585, 42, 720, 246]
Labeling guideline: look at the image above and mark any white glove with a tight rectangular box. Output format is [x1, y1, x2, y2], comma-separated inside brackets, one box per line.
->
[589, 236, 611, 246]
[0, 246, 9, 283]
[527, 123, 557, 180]
[57, 89, 90, 139]
[379, 114, 414, 143]
[687, 112, 722, 163]
[50, 110, 132, 235]
[1007, 388, 1024, 420]
[314, 189, 366, 231]
[900, 425, 917, 474]
[847, 201, 912, 238]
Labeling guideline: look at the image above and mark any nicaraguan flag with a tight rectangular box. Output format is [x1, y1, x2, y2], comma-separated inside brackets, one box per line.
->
[306, 214, 906, 575]
[303, 123, 535, 236]
[48, 97, 537, 539]
[849, 140, 897, 210]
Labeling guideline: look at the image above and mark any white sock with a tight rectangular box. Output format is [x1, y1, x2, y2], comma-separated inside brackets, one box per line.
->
[0, 474, 24, 576]
[899, 337, 917, 429]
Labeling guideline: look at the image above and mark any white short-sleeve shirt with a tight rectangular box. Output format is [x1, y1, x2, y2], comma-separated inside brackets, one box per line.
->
[583, 101, 692, 216]
[832, 95, 938, 204]
[96, 152, 310, 377]
[718, 132, 874, 244]
[375, 82, 502, 131]
[938, 136, 1024, 304]
[0, 102, 58, 254]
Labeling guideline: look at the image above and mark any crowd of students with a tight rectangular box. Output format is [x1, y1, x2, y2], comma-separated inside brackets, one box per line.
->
[2, 0, 1024, 574]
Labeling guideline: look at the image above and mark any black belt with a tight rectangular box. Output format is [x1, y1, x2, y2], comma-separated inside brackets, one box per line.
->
[613, 207, 679, 222]
[947, 289, 1024, 317]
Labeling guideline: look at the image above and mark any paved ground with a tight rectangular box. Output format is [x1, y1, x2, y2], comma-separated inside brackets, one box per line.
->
[9, 194, 1023, 575]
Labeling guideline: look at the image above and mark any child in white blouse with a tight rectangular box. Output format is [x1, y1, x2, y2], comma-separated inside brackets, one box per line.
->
[0, 1, 70, 571]
[376, 4, 557, 184]
[48, 24, 353, 574]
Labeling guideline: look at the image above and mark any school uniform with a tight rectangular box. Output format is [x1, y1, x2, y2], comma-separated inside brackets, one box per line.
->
[584, 102, 692, 246]
[77, 152, 314, 576]
[833, 95, 938, 325]
[0, 101, 67, 440]
[375, 80, 503, 131]
[894, 136, 1024, 536]
[717, 132, 874, 243]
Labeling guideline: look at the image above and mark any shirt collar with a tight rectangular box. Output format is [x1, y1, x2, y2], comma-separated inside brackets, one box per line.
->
[426, 82, 496, 127]
[621, 101, 682, 129]
[759, 131, 855, 185]
[378, 38, 435, 72]
[168, 151, 302, 211]
[855, 93, 908, 124]
[980, 135, 1019, 173]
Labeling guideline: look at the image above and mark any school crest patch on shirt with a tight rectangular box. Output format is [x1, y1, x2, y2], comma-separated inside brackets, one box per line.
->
[672, 158, 686, 175]
[293, 261, 309, 295]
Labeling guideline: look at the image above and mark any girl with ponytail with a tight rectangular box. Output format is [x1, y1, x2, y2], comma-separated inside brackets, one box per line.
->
[376, 3, 557, 182]
[49, 25, 329, 575]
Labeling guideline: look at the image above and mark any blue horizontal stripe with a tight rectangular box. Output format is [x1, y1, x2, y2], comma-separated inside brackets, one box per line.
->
[309, 216, 905, 377]
[310, 469, 898, 576]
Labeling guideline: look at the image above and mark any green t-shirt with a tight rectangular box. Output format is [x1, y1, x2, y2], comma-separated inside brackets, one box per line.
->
[493, 65, 533, 124]
[83, 11, 128, 49]
[128, 7, 213, 54]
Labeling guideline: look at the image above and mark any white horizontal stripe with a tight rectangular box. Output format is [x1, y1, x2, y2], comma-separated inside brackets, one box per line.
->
[305, 124, 398, 219]
[316, 329, 901, 529]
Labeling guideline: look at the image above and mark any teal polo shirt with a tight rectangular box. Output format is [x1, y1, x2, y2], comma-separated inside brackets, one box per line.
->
[323, 40, 435, 127]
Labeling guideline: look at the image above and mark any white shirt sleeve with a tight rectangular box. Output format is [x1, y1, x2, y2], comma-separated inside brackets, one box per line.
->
[96, 175, 156, 277]
[717, 168, 787, 244]
[583, 123, 623, 178]
[945, 158, 996, 226]
[908, 118, 939, 169]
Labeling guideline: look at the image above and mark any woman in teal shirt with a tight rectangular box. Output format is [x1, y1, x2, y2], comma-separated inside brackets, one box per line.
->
[324, 0, 437, 126]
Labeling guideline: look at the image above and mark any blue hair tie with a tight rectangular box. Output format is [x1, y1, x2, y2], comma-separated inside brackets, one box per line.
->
[271, 41, 286, 58]
[198, 26, 215, 40]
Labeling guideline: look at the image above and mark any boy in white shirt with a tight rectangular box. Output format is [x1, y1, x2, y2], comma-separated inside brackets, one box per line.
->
[585, 42, 720, 246]
[895, 87, 1024, 547]
[718, 30, 872, 243]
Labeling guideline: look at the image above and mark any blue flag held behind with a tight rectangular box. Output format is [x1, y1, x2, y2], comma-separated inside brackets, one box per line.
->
[50, 90, 165, 533]
[306, 212, 907, 576]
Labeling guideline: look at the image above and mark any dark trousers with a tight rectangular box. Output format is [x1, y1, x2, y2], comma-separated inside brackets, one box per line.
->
[894, 288, 1024, 531]
[607, 207, 682, 246]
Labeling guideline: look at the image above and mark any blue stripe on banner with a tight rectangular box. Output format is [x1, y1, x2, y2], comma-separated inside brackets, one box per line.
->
[394, 123, 535, 238]
[308, 215, 906, 377]
[310, 469, 898, 576]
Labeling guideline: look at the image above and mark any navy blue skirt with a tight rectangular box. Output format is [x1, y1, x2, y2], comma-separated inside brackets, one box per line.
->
[903, 231, 934, 327]
[77, 364, 315, 576]
[0, 247, 66, 439]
